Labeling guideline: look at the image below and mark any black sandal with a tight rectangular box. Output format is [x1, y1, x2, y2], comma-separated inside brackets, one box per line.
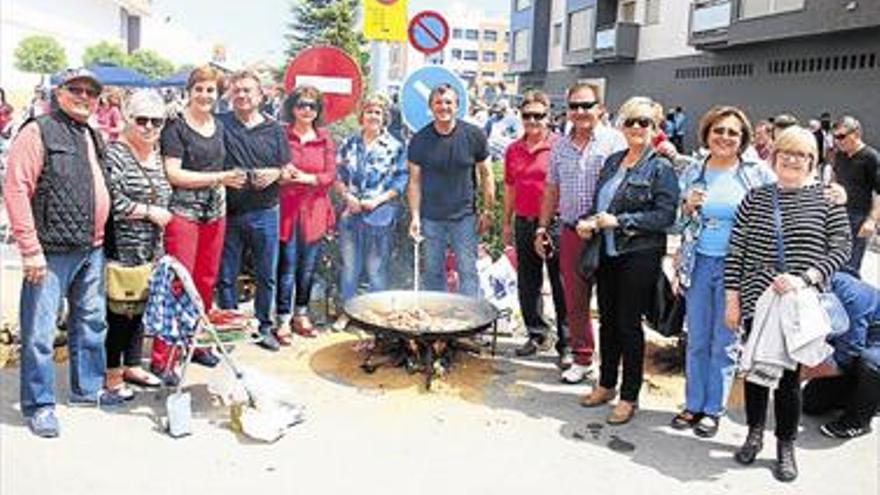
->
[671, 410, 703, 430]
[694, 415, 720, 438]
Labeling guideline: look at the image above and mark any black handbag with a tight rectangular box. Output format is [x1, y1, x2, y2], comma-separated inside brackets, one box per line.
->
[577, 235, 601, 281]
[645, 270, 686, 337]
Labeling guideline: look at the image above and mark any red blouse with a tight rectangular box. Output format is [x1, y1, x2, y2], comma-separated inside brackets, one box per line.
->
[279, 126, 337, 244]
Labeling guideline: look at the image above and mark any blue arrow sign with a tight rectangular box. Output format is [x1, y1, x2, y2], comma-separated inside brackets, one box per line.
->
[401, 66, 469, 132]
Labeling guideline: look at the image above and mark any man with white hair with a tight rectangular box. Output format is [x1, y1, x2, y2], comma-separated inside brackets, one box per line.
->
[832, 115, 880, 274]
[4, 68, 124, 438]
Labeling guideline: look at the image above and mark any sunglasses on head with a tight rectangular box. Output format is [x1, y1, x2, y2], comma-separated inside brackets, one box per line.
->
[522, 112, 547, 122]
[64, 85, 100, 99]
[711, 126, 742, 138]
[134, 116, 165, 128]
[623, 117, 653, 129]
[568, 100, 597, 111]
[295, 100, 318, 111]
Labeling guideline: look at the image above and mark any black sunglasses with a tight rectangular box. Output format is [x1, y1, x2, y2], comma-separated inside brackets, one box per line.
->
[295, 100, 318, 111]
[568, 100, 597, 111]
[623, 117, 654, 129]
[833, 132, 850, 140]
[64, 85, 100, 99]
[134, 116, 165, 128]
[522, 112, 547, 121]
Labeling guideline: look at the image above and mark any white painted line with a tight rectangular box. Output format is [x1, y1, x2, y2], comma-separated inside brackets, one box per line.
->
[294, 76, 353, 95]
[414, 80, 431, 100]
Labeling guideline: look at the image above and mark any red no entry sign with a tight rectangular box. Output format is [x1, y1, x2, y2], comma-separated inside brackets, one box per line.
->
[283, 46, 363, 124]
[408, 10, 449, 55]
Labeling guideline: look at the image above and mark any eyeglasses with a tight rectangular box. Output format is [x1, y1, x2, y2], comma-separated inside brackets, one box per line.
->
[833, 132, 851, 140]
[521, 112, 547, 122]
[134, 116, 165, 128]
[711, 126, 742, 138]
[568, 100, 597, 111]
[295, 100, 318, 111]
[623, 117, 653, 129]
[776, 150, 812, 164]
[64, 85, 100, 99]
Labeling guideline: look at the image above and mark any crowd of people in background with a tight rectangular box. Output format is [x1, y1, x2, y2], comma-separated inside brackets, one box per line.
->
[1, 65, 879, 484]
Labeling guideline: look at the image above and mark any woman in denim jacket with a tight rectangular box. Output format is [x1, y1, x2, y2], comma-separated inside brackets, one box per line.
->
[671, 106, 775, 437]
[577, 97, 680, 424]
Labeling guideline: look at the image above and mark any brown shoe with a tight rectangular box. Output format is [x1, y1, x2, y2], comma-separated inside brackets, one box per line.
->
[292, 316, 318, 338]
[580, 386, 617, 408]
[607, 400, 637, 425]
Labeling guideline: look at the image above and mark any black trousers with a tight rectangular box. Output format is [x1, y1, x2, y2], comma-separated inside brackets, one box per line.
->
[742, 318, 801, 440]
[596, 248, 662, 402]
[514, 216, 567, 350]
[803, 359, 880, 427]
[105, 310, 145, 369]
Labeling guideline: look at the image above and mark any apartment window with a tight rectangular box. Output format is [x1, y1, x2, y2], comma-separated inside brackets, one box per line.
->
[466, 29, 479, 40]
[567, 8, 593, 52]
[645, 0, 661, 25]
[504, 52, 510, 63]
[740, 0, 804, 19]
[453, 28, 463, 39]
[452, 49, 463, 60]
[481, 71, 495, 78]
[482, 51, 497, 62]
[621, 0, 636, 22]
[552, 22, 562, 46]
[516, 0, 532, 11]
[505, 31, 510, 42]
[464, 50, 479, 61]
[513, 29, 529, 63]
[483, 30, 498, 42]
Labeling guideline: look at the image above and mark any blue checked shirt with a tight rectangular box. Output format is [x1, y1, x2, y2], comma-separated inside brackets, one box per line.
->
[142, 255, 204, 344]
[546, 126, 627, 225]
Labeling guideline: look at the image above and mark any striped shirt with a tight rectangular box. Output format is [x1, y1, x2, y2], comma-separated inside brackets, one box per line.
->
[724, 182, 851, 320]
[105, 142, 172, 266]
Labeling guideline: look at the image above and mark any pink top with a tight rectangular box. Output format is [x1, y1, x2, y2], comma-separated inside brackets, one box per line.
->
[96, 105, 122, 142]
[278, 126, 336, 244]
[3, 122, 110, 257]
[503, 133, 558, 218]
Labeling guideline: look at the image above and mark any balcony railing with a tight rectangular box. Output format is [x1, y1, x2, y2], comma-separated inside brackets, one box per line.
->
[593, 22, 639, 61]
[689, 0, 732, 48]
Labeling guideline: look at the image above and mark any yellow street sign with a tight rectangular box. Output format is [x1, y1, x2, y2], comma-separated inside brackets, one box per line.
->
[363, 0, 408, 41]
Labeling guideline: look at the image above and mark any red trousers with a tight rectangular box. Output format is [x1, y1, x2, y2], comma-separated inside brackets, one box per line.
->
[150, 214, 226, 371]
[559, 226, 595, 365]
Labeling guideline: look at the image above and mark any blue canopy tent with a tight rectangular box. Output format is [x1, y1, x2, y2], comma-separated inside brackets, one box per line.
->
[51, 62, 154, 87]
[154, 68, 190, 87]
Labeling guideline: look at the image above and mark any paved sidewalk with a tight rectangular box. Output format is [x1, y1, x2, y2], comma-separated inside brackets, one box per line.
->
[1, 333, 877, 495]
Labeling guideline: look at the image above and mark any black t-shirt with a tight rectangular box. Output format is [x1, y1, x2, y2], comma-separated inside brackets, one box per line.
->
[407, 120, 489, 221]
[160, 117, 227, 221]
[834, 144, 880, 217]
[218, 112, 291, 215]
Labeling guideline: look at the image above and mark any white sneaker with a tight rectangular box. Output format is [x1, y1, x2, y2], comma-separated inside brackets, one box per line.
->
[560, 363, 592, 384]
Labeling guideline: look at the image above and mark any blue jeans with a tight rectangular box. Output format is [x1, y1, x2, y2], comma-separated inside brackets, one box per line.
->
[422, 215, 479, 297]
[276, 228, 322, 322]
[19, 247, 107, 417]
[685, 253, 737, 416]
[217, 206, 279, 334]
[338, 213, 394, 302]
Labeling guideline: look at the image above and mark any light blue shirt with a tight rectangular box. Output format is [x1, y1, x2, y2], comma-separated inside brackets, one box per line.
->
[597, 165, 627, 257]
[696, 167, 748, 256]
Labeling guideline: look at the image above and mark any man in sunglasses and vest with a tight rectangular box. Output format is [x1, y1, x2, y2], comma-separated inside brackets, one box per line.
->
[535, 82, 626, 385]
[4, 68, 124, 438]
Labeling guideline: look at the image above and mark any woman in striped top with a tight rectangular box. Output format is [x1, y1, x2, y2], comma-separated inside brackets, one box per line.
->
[724, 126, 851, 482]
[103, 90, 173, 397]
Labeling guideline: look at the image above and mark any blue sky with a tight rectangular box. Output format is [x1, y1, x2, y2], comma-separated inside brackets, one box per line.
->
[151, 0, 509, 64]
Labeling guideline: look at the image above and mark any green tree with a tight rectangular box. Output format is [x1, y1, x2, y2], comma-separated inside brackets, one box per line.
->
[82, 40, 128, 66]
[285, 0, 368, 75]
[14, 35, 67, 74]
[127, 49, 176, 79]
